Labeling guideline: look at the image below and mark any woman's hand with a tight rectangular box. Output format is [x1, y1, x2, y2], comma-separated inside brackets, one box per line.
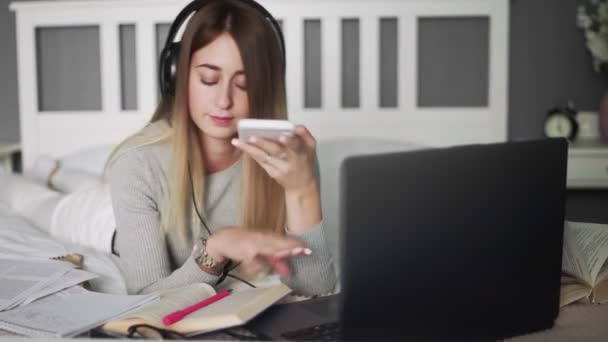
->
[205, 226, 306, 277]
[231, 125, 317, 194]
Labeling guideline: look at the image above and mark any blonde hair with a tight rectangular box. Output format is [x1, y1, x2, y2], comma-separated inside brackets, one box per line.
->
[106, 0, 287, 241]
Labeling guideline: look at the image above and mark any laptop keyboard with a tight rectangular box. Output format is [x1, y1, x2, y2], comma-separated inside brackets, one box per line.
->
[281, 322, 341, 341]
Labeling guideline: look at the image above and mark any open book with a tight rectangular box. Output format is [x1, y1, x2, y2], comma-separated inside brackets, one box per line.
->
[560, 221, 608, 307]
[102, 283, 291, 336]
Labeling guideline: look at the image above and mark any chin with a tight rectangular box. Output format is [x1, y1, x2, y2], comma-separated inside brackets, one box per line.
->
[201, 126, 237, 141]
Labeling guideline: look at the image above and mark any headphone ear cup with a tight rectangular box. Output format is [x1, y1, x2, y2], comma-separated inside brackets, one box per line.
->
[159, 42, 181, 97]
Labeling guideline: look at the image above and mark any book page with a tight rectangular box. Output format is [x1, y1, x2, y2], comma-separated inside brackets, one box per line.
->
[562, 221, 608, 286]
[104, 283, 290, 336]
[106, 283, 216, 330]
[174, 283, 291, 334]
[560, 283, 592, 307]
[591, 278, 608, 304]
[597, 259, 608, 282]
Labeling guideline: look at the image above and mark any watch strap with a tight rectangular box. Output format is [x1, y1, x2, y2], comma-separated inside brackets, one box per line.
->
[192, 238, 226, 276]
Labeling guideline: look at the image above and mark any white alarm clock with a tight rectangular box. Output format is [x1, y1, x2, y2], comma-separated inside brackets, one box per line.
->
[544, 107, 578, 141]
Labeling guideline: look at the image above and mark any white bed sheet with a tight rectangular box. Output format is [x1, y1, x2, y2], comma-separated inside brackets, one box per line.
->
[0, 203, 126, 294]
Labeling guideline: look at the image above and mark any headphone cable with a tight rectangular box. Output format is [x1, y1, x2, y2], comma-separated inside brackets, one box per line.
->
[188, 163, 212, 236]
[188, 162, 254, 288]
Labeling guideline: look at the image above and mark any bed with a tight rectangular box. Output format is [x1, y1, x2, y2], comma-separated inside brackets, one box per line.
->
[0, 191, 126, 295]
[5, 0, 509, 288]
[5, 0, 606, 340]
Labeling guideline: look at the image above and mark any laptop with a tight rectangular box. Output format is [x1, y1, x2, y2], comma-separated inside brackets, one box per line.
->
[248, 138, 568, 341]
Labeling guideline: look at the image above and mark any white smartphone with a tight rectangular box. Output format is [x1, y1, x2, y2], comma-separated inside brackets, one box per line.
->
[237, 119, 296, 142]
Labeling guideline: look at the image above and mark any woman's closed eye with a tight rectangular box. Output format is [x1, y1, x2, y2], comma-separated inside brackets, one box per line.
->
[200, 77, 218, 86]
[234, 76, 247, 90]
[199, 77, 246, 90]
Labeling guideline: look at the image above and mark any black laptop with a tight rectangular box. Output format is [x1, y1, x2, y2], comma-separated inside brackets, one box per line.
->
[248, 138, 568, 341]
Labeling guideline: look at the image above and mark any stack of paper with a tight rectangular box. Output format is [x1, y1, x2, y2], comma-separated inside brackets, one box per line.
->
[0, 256, 78, 311]
[0, 256, 158, 337]
[0, 286, 158, 337]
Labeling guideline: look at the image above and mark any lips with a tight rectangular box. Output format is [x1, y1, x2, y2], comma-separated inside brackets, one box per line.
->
[209, 115, 234, 126]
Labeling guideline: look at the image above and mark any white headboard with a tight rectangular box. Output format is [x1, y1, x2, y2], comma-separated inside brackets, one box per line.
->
[10, 0, 509, 170]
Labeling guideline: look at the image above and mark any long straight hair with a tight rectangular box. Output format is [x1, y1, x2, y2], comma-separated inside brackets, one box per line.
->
[107, 0, 287, 241]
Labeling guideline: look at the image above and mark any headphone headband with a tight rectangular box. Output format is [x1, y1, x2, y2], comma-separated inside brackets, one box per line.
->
[159, 0, 285, 97]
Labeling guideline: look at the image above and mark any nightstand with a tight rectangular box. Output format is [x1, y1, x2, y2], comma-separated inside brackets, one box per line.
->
[567, 140, 608, 189]
[0, 143, 21, 173]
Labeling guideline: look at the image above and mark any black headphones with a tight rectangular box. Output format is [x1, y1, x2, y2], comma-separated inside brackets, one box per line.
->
[159, 0, 286, 97]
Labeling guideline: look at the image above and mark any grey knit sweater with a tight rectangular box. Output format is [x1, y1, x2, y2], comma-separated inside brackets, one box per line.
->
[108, 141, 336, 295]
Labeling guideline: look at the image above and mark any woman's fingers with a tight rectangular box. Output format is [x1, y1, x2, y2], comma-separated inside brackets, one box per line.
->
[294, 125, 316, 150]
[266, 247, 313, 278]
[214, 228, 312, 278]
[231, 138, 286, 177]
[232, 138, 285, 164]
[267, 256, 290, 278]
[255, 234, 303, 257]
[249, 136, 288, 157]
[240, 257, 270, 277]
[232, 136, 285, 157]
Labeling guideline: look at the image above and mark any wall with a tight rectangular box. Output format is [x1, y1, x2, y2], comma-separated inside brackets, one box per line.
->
[509, 0, 607, 139]
[0, 0, 19, 142]
[1, 0, 607, 222]
[509, 0, 608, 224]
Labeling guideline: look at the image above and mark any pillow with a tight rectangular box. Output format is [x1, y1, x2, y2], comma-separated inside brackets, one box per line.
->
[60, 145, 116, 176]
[27, 154, 57, 185]
[0, 172, 62, 232]
[51, 168, 102, 193]
[28, 145, 114, 193]
[0, 172, 115, 254]
[50, 183, 116, 254]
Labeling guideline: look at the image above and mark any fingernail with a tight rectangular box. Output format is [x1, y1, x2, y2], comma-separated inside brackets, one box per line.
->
[249, 136, 257, 143]
[292, 247, 312, 256]
[279, 135, 287, 143]
[231, 138, 239, 146]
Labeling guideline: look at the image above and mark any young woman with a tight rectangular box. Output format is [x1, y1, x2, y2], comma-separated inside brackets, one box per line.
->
[106, 0, 336, 295]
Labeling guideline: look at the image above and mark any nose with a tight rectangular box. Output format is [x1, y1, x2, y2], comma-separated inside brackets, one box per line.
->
[216, 82, 233, 110]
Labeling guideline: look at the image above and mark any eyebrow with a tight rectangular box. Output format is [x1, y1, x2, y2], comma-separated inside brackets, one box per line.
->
[196, 63, 244, 75]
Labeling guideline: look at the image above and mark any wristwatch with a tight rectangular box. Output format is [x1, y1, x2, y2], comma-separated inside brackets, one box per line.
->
[192, 238, 226, 276]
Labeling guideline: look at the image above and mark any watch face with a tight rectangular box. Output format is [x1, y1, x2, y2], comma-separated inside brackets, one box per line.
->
[544, 114, 573, 138]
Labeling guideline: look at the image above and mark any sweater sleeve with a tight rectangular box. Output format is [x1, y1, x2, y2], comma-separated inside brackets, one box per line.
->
[108, 149, 219, 294]
[283, 221, 337, 296]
